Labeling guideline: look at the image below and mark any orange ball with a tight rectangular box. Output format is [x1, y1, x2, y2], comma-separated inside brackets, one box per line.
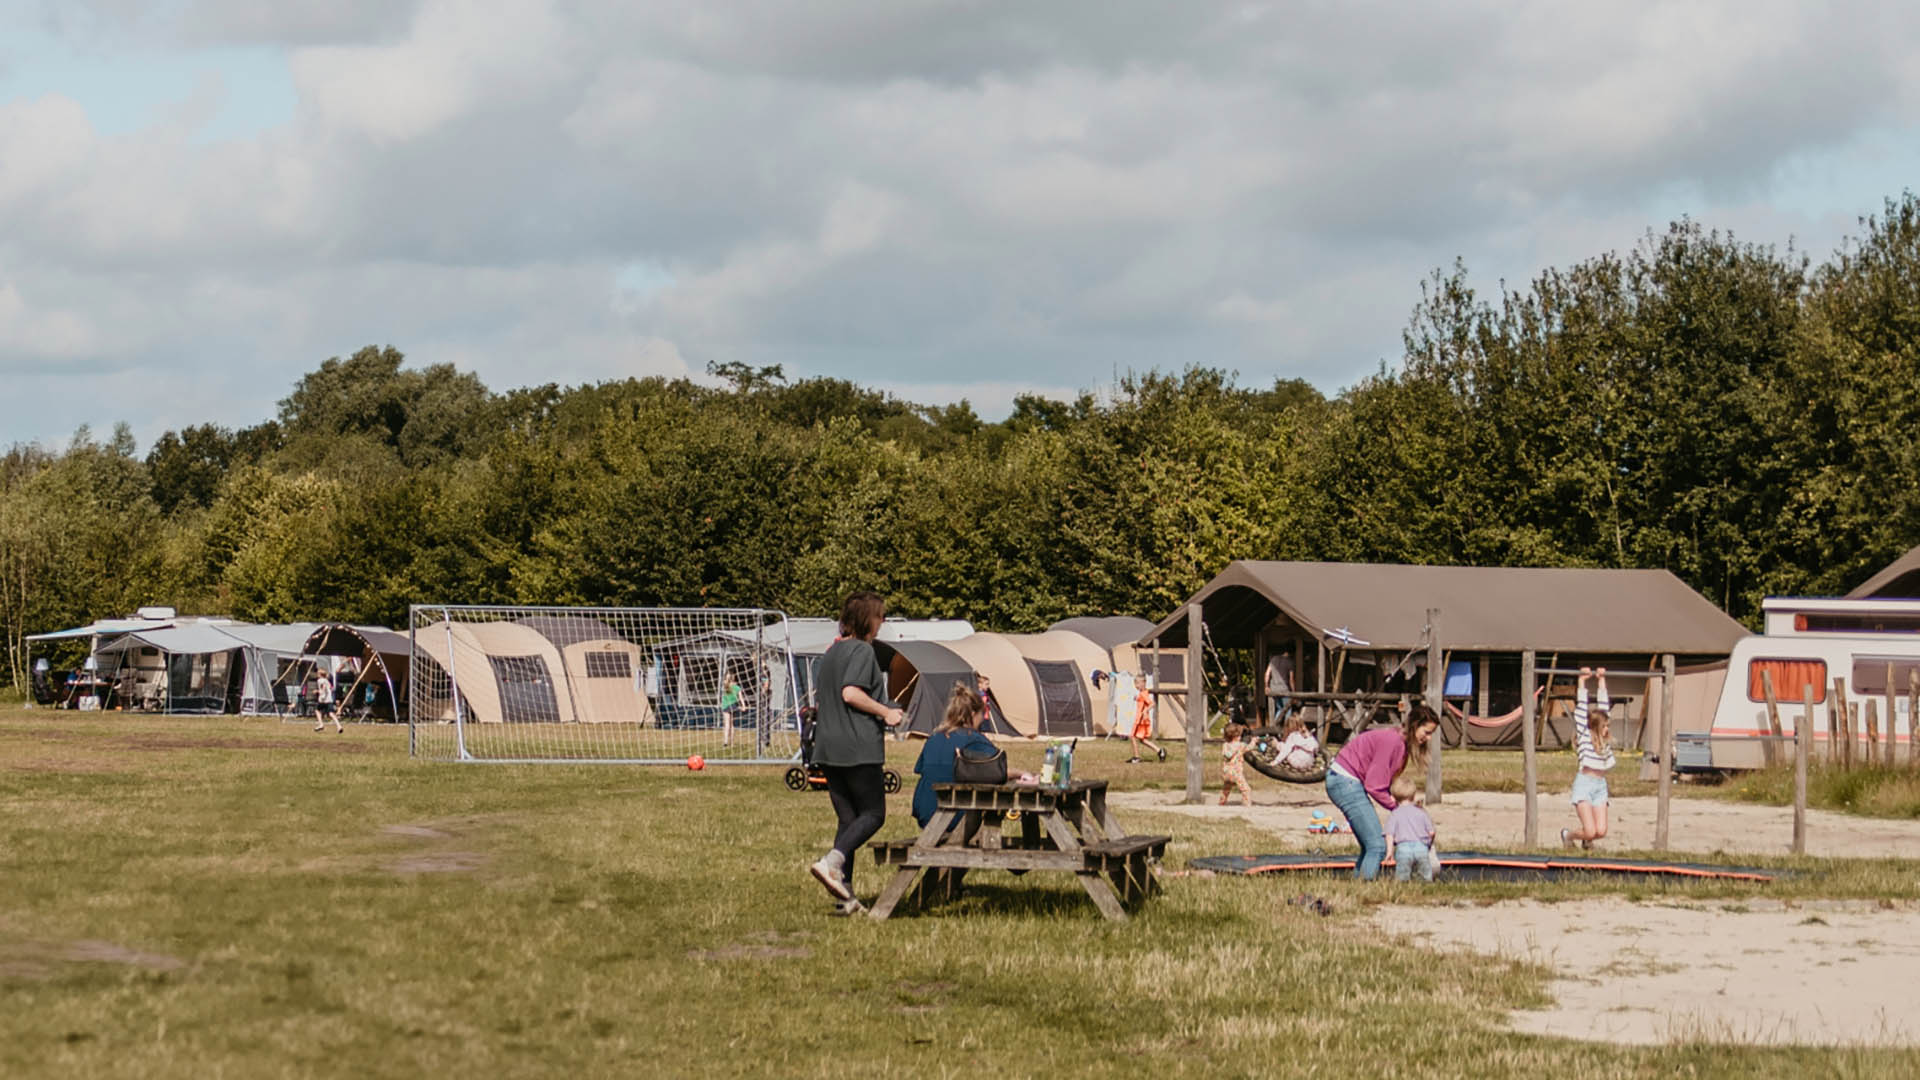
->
[687, 754, 706, 771]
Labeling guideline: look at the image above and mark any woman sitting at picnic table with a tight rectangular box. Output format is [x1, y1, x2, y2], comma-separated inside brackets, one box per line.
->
[912, 684, 996, 831]
[1323, 705, 1440, 880]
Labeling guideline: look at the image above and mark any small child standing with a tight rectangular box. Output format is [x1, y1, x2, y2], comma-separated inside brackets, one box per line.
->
[1385, 776, 1437, 882]
[1219, 722, 1253, 806]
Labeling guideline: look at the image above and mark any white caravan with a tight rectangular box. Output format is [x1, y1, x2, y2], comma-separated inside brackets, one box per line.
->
[1690, 597, 1920, 769]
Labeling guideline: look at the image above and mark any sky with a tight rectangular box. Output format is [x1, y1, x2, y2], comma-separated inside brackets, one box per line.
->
[4, 0, 1920, 451]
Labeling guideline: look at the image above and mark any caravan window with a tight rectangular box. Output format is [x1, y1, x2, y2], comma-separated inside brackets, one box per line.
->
[1852, 657, 1920, 696]
[1746, 658, 1826, 703]
[584, 652, 631, 679]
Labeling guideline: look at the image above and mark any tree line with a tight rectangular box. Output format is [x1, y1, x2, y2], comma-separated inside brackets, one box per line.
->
[8, 195, 1920, 691]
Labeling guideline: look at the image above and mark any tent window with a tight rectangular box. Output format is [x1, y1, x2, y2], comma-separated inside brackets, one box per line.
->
[489, 656, 551, 684]
[1852, 657, 1920, 696]
[585, 652, 631, 679]
[1746, 658, 1826, 703]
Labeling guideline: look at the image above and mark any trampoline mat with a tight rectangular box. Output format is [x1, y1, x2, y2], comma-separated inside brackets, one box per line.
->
[1190, 851, 1778, 883]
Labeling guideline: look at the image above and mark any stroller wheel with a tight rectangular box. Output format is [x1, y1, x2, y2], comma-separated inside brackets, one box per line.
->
[881, 769, 902, 795]
[783, 766, 808, 791]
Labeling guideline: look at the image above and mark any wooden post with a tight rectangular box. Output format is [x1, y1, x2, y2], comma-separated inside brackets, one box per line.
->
[1425, 609, 1443, 806]
[1254, 635, 1268, 725]
[1886, 663, 1899, 771]
[1866, 699, 1880, 768]
[1760, 669, 1782, 770]
[1654, 653, 1675, 851]
[1829, 678, 1847, 765]
[1477, 653, 1491, 719]
[1521, 648, 1538, 848]
[1146, 643, 1159, 738]
[1185, 604, 1204, 804]
[1794, 683, 1811, 856]
[1910, 669, 1920, 771]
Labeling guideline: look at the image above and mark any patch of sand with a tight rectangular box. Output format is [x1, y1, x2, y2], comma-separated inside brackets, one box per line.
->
[1372, 898, 1920, 1046]
[0, 939, 185, 981]
[1110, 789, 1920, 858]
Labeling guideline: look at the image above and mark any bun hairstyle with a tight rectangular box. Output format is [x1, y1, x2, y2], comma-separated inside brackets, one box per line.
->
[839, 591, 886, 640]
[938, 682, 983, 733]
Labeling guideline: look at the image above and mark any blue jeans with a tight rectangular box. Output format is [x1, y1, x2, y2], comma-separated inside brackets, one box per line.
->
[1395, 840, 1435, 882]
[1326, 772, 1386, 880]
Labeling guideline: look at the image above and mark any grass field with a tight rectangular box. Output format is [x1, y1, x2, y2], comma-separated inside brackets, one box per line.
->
[4, 708, 1918, 1077]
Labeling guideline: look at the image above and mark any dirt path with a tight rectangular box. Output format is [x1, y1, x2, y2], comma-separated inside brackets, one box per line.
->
[1111, 788, 1920, 858]
[1372, 898, 1920, 1046]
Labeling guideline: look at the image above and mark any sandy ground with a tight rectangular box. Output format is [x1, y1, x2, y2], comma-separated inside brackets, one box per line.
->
[1372, 898, 1920, 1046]
[1110, 788, 1920, 858]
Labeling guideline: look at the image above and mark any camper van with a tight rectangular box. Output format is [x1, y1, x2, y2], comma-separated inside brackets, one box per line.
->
[1692, 597, 1920, 769]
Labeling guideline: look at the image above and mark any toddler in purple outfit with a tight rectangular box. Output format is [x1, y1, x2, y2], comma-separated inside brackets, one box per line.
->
[1384, 776, 1437, 882]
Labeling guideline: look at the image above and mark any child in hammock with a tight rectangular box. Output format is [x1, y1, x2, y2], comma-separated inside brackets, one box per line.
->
[1276, 713, 1319, 771]
[1219, 722, 1253, 806]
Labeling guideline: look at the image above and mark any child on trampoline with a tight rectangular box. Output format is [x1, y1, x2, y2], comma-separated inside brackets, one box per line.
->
[1385, 776, 1438, 882]
[1563, 667, 1615, 850]
[1219, 722, 1253, 806]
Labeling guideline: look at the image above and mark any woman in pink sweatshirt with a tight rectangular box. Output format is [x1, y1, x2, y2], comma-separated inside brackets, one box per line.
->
[1324, 706, 1440, 879]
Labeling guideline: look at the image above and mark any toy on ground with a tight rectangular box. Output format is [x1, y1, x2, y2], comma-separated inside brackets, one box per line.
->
[687, 754, 706, 771]
[1306, 810, 1345, 834]
[782, 706, 903, 794]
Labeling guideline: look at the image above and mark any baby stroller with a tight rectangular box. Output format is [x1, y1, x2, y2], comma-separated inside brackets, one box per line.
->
[784, 706, 903, 794]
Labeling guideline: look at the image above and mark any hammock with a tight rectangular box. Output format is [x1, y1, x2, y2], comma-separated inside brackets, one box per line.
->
[1244, 732, 1330, 783]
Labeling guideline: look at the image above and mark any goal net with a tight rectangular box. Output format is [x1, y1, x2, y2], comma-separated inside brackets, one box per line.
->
[408, 605, 804, 764]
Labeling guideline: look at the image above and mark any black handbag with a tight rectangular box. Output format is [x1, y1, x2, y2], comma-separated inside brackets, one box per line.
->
[953, 743, 1008, 785]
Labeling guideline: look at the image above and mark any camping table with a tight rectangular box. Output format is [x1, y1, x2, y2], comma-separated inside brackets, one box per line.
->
[866, 779, 1167, 922]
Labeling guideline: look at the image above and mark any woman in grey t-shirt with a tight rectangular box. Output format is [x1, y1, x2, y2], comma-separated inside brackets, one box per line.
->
[807, 591, 904, 914]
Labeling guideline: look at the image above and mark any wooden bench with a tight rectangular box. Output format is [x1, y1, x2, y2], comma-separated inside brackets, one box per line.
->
[1080, 835, 1169, 904]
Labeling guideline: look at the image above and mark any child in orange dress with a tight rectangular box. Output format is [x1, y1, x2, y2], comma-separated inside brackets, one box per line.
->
[1128, 677, 1167, 763]
[1219, 721, 1253, 806]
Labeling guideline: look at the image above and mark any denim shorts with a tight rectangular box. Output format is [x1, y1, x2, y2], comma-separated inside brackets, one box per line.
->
[1570, 772, 1610, 806]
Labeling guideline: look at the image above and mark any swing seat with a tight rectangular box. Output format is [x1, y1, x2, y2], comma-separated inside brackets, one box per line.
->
[1244, 730, 1331, 784]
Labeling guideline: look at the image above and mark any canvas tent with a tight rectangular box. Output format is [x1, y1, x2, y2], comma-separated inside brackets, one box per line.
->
[944, 632, 1043, 737]
[87, 621, 325, 715]
[999, 631, 1109, 737]
[876, 639, 1009, 737]
[302, 624, 412, 721]
[518, 616, 653, 724]
[1849, 544, 1920, 599]
[415, 620, 574, 725]
[1142, 561, 1746, 748]
[1049, 616, 1155, 651]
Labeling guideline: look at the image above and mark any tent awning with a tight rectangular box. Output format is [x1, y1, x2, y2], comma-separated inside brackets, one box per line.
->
[874, 639, 972, 676]
[26, 618, 175, 643]
[1143, 561, 1748, 654]
[95, 624, 250, 656]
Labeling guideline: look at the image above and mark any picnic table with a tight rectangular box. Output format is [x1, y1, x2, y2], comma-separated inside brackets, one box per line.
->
[866, 778, 1167, 922]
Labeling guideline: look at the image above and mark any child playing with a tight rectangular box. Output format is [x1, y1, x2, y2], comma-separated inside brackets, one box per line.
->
[1128, 672, 1167, 763]
[1385, 776, 1437, 882]
[1219, 722, 1253, 806]
[1563, 667, 1616, 850]
[1276, 713, 1319, 771]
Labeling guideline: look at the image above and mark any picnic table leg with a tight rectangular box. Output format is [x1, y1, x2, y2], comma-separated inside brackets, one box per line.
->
[1039, 811, 1129, 922]
[1089, 788, 1125, 841]
[868, 867, 922, 920]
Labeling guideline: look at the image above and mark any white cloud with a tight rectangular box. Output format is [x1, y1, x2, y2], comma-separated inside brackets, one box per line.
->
[5, 0, 1920, 447]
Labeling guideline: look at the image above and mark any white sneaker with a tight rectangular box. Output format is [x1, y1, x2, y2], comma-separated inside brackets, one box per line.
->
[829, 898, 866, 917]
[1560, 828, 1575, 849]
[809, 855, 852, 901]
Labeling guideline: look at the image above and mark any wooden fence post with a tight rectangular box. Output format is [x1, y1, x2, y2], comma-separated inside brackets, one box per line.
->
[1794, 684, 1812, 856]
[1522, 648, 1537, 848]
[1887, 663, 1899, 771]
[1655, 653, 1674, 851]
[1832, 678, 1851, 768]
[1425, 609, 1443, 806]
[1185, 603, 1204, 804]
[1761, 669, 1781, 769]
[1910, 669, 1920, 771]
[1866, 699, 1880, 768]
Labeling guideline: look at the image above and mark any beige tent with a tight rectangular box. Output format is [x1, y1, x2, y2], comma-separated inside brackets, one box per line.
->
[1108, 640, 1191, 739]
[518, 615, 653, 725]
[944, 633, 1042, 738]
[998, 631, 1107, 737]
[416, 620, 574, 725]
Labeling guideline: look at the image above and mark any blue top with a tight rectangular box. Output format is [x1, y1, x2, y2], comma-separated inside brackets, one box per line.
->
[912, 728, 998, 826]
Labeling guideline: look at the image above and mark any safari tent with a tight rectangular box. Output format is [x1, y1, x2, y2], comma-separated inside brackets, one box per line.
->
[876, 639, 1011, 737]
[517, 615, 653, 725]
[1142, 561, 1747, 748]
[301, 624, 412, 721]
[945, 632, 1044, 737]
[1001, 631, 1109, 737]
[415, 620, 574, 725]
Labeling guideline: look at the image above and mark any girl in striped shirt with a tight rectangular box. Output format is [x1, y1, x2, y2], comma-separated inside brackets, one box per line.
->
[1562, 667, 1615, 850]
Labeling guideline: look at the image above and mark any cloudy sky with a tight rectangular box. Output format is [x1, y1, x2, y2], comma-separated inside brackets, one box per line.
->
[4, 1, 1918, 449]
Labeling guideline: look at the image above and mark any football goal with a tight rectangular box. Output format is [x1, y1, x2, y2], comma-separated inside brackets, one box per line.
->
[408, 604, 804, 764]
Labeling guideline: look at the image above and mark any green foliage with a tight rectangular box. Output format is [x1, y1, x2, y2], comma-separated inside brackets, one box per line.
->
[7, 196, 1920, 681]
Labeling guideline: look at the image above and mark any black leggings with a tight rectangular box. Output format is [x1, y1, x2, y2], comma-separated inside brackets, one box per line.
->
[823, 764, 888, 889]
